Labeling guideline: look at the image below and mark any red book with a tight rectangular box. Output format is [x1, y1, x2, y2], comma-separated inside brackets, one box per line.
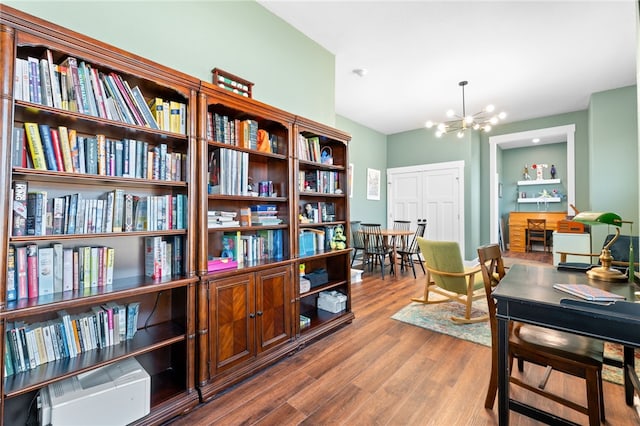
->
[26, 244, 38, 299]
[16, 246, 28, 299]
[49, 128, 65, 172]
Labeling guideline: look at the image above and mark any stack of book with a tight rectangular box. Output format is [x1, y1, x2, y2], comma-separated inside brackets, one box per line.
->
[250, 205, 282, 226]
[207, 211, 239, 228]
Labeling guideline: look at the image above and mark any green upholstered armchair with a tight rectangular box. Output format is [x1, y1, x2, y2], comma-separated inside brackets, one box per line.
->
[413, 238, 487, 324]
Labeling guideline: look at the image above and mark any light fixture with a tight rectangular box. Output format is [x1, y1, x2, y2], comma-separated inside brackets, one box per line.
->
[425, 81, 506, 138]
[573, 212, 628, 282]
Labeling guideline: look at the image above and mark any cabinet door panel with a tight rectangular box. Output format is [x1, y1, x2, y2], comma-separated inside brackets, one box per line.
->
[256, 266, 292, 352]
[210, 273, 254, 373]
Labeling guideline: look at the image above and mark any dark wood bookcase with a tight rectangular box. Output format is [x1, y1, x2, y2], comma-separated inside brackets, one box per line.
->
[293, 116, 355, 343]
[0, 5, 200, 425]
[0, 4, 354, 422]
[195, 82, 298, 400]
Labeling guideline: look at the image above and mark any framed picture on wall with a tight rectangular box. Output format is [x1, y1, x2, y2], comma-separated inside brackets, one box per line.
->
[366, 168, 380, 200]
[349, 163, 354, 198]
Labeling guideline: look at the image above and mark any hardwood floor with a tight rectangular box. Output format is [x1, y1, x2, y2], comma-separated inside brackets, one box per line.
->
[168, 258, 639, 425]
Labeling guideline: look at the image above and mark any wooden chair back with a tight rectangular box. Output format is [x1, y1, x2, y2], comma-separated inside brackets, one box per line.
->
[527, 218, 547, 251]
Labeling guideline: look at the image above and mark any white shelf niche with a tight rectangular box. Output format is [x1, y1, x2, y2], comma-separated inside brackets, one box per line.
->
[517, 197, 562, 203]
[517, 178, 561, 186]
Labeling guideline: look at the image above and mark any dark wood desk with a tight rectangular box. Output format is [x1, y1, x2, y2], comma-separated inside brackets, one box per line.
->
[493, 264, 640, 425]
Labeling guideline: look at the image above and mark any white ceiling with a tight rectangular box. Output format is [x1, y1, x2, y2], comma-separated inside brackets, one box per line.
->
[258, 1, 637, 136]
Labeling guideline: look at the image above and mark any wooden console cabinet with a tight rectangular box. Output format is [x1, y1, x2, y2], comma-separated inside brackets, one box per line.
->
[508, 211, 567, 252]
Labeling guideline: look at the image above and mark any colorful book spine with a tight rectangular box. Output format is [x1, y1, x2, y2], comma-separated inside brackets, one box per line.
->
[23, 122, 47, 170]
[7, 245, 17, 302]
[37, 124, 58, 171]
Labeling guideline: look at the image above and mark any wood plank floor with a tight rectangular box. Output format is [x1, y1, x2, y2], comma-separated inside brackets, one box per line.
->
[167, 258, 639, 425]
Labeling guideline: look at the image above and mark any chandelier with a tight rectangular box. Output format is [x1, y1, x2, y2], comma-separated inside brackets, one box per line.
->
[425, 81, 506, 138]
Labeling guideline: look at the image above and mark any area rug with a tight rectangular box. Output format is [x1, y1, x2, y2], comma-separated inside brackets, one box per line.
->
[391, 300, 639, 386]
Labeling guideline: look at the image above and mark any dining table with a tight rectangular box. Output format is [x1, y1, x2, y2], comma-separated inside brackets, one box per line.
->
[358, 228, 414, 275]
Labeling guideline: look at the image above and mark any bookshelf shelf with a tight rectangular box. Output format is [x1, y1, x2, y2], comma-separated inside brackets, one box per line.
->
[0, 5, 199, 424]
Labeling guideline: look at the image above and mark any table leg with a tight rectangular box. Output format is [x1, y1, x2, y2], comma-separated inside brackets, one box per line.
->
[624, 345, 636, 405]
[497, 314, 510, 425]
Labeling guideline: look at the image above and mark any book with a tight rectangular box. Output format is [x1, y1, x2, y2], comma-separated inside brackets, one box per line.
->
[207, 257, 238, 272]
[126, 302, 140, 340]
[23, 122, 47, 170]
[12, 126, 26, 168]
[16, 246, 28, 299]
[144, 236, 162, 279]
[12, 180, 27, 236]
[38, 124, 58, 171]
[38, 247, 54, 296]
[57, 126, 74, 172]
[553, 283, 626, 302]
[7, 245, 17, 302]
[49, 127, 65, 171]
[52, 243, 63, 294]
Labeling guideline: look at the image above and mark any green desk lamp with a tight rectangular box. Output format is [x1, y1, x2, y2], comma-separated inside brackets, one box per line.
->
[573, 212, 627, 282]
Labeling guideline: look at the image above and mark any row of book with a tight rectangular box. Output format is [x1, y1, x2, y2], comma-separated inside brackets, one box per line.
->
[13, 184, 188, 237]
[299, 226, 342, 255]
[15, 123, 187, 182]
[299, 170, 341, 194]
[221, 230, 284, 264]
[206, 112, 279, 154]
[13, 51, 187, 134]
[144, 236, 183, 280]
[4, 303, 140, 377]
[297, 135, 324, 163]
[6, 244, 115, 302]
[300, 202, 336, 224]
[208, 147, 250, 196]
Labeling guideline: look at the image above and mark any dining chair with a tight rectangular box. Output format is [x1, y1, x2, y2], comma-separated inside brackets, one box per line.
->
[477, 243, 605, 426]
[526, 218, 550, 252]
[350, 221, 366, 268]
[414, 238, 486, 323]
[360, 223, 395, 279]
[397, 222, 426, 278]
[392, 220, 411, 251]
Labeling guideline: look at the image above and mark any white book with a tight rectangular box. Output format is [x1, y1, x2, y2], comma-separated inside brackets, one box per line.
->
[52, 243, 63, 294]
[62, 248, 73, 291]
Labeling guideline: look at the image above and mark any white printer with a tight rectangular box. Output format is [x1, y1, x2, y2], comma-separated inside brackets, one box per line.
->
[38, 357, 150, 426]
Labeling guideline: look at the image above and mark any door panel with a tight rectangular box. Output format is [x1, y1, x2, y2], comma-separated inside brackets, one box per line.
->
[256, 266, 292, 352]
[210, 273, 255, 374]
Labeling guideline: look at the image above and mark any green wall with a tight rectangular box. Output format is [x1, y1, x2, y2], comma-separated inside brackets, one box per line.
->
[336, 116, 387, 225]
[4, 1, 336, 126]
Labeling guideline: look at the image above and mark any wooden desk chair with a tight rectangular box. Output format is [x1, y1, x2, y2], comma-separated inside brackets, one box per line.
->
[414, 238, 486, 323]
[526, 218, 550, 252]
[397, 222, 426, 278]
[360, 223, 395, 279]
[477, 244, 605, 426]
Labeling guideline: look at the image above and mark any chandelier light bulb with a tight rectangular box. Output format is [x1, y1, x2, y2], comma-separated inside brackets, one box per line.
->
[425, 81, 505, 138]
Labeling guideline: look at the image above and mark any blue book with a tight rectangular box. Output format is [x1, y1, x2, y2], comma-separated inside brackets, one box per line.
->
[85, 137, 98, 175]
[37, 124, 58, 171]
[7, 245, 17, 302]
[114, 140, 123, 176]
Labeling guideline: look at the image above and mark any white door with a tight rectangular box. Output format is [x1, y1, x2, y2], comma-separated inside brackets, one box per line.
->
[387, 161, 464, 253]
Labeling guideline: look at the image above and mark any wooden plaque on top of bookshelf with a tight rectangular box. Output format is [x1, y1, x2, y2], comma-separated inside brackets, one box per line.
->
[212, 68, 253, 98]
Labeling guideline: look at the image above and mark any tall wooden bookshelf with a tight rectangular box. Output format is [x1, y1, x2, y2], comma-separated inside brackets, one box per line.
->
[293, 116, 355, 343]
[195, 82, 298, 400]
[0, 5, 200, 425]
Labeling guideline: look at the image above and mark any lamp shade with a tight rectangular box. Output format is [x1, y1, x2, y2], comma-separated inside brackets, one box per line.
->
[573, 212, 622, 227]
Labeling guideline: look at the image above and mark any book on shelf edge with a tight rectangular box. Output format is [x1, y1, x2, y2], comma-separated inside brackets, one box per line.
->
[553, 283, 626, 302]
[208, 258, 238, 272]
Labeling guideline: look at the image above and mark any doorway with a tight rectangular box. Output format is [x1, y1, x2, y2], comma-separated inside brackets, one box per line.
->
[488, 125, 576, 245]
[387, 161, 465, 254]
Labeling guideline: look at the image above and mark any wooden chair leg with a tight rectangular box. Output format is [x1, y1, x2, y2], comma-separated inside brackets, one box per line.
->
[585, 368, 601, 426]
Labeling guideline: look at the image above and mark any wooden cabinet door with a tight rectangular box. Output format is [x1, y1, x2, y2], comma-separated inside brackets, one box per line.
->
[210, 273, 255, 374]
[255, 266, 292, 353]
